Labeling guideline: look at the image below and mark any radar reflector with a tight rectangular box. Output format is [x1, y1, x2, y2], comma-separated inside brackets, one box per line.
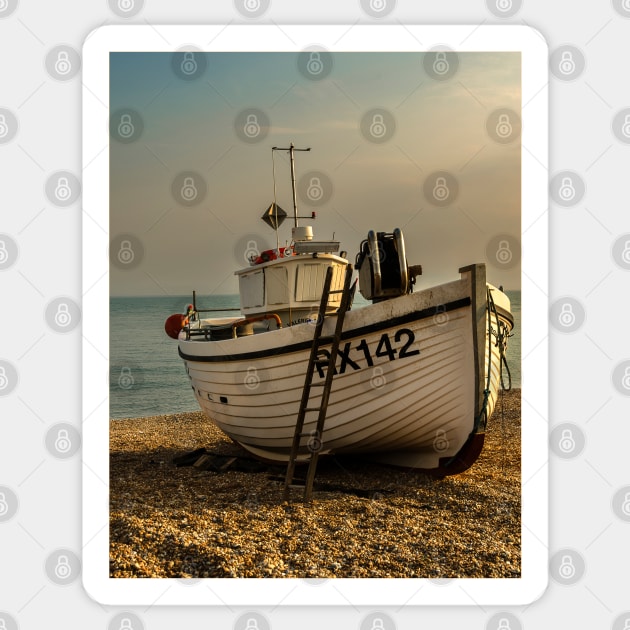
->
[261, 203, 287, 230]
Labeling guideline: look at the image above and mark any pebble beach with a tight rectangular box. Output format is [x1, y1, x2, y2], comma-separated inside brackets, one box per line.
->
[110, 389, 521, 579]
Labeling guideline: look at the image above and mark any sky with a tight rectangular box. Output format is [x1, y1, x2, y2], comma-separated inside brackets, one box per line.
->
[110, 51, 521, 297]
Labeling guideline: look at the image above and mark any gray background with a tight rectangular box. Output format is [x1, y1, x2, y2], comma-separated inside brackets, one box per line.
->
[0, 1, 629, 629]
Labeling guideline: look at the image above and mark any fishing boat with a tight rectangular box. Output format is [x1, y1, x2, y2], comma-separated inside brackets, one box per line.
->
[165, 144, 513, 477]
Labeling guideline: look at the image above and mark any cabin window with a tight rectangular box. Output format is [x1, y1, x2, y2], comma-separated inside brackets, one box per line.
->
[239, 269, 264, 308]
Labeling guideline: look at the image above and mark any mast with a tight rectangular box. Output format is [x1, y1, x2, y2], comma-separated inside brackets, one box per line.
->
[272, 143, 310, 228]
[289, 143, 298, 227]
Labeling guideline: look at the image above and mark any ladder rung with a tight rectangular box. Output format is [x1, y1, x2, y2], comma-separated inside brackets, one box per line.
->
[316, 335, 335, 343]
[328, 289, 344, 294]
[311, 381, 325, 386]
[303, 407, 321, 413]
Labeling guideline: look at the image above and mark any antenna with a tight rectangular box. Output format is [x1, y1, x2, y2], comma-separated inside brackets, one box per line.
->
[272, 143, 311, 228]
[271, 148, 280, 251]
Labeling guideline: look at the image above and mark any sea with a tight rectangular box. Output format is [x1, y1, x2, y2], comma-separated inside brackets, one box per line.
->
[109, 291, 521, 419]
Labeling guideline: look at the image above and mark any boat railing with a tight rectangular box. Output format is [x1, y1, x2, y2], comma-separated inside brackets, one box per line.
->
[182, 309, 283, 341]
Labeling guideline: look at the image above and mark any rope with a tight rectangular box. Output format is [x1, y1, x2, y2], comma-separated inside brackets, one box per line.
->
[473, 288, 513, 433]
[443, 285, 514, 469]
[487, 287, 514, 472]
[488, 288, 512, 392]
[271, 148, 280, 252]
[471, 288, 494, 433]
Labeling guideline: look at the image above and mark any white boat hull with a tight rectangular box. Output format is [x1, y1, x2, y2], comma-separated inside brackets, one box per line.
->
[178, 264, 513, 473]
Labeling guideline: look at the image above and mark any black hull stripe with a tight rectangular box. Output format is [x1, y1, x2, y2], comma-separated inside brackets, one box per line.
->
[178, 296, 472, 363]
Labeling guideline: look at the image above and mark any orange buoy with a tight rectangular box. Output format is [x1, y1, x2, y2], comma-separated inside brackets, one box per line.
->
[165, 314, 187, 339]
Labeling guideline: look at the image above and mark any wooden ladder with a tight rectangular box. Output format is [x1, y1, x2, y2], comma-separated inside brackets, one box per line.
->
[283, 263, 355, 501]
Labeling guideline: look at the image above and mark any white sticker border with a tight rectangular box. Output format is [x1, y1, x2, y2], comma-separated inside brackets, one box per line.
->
[82, 23, 549, 607]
